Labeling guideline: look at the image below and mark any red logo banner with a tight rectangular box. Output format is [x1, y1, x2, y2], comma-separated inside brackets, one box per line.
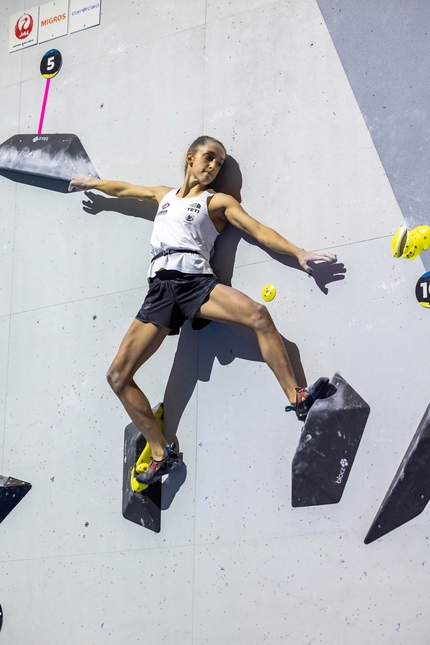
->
[15, 13, 34, 40]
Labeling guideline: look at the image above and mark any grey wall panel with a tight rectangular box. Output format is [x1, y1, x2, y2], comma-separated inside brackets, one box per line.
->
[317, 0, 430, 259]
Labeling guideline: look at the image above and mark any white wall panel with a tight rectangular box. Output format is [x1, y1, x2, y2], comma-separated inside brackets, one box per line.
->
[1, 0, 430, 643]
[0, 546, 194, 645]
[0, 5, 23, 89]
[0, 316, 10, 466]
[11, 180, 152, 312]
[0, 84, 21, 142]
[18, 0, 206, 86]
[194, 530, 430, 645]
[0, 85, 20, 318]
[3, 289, 198, 560]
[11, 25, 207, 313]
[196, 244, 430, 545]
[204, 3, 401, 270]
[0, 184, 15, 319]
[18, 26, 206, 183]
[207, 0, 277, 23]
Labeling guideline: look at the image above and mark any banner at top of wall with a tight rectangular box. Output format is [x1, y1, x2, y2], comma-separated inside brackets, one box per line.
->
[39, 0, 68, 44]
[10, 7, 40, 52]
[69, 0, 101, 34]
[9, 0, 101, 53]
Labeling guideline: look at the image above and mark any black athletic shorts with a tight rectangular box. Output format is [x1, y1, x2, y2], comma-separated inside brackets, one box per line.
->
[135, 270, 219, 335]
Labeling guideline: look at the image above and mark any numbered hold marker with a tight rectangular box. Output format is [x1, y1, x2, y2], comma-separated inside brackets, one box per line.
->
[262, 284, 276, 302]
[416, 272, 430, 308]
[40, 49, 62, 79]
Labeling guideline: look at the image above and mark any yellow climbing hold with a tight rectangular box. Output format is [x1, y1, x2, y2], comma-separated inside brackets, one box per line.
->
[392, 224, 430, 260]
[262, 284, 276, 302]
[392, 225, 408, 258]
[131, 402, 164, 493]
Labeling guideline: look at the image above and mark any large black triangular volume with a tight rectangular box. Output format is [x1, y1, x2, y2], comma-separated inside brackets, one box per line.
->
[122, 423, 161, 533]
[0, 476, 32, 523]
[365, 404, 430, 544]
[292, 373, 370, 507]
[0, 134, 99, 189]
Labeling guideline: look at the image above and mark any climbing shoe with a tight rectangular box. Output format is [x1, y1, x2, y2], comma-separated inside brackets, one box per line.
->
[285, 377, 330, 422]
[135, 443, 182, 485]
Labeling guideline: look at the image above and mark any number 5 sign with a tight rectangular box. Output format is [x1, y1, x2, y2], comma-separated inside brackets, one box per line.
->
[40, 49, 62, 78]
[38, 49, 62, 134]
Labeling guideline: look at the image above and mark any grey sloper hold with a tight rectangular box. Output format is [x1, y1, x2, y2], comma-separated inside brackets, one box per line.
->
[365, 404, 430, 544]
[292, 373, 370, 507]
[0, 475, 32, 523]
[0, 133, 99, 182]
[122, 422, 161, 533]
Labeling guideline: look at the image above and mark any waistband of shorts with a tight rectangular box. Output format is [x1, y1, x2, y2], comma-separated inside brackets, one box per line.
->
[148, 270, 215, 283]
[150, 248, 203, 263]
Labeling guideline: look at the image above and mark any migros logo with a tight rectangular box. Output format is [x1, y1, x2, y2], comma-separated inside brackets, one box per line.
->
[41, 13, 67, 27]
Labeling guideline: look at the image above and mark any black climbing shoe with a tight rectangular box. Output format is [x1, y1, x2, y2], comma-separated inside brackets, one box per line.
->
[286, 377, 330, 422]
[135, 443, 182, 485]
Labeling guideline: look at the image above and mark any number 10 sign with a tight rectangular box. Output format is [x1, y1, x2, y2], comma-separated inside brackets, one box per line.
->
[416, 272, 430, 308]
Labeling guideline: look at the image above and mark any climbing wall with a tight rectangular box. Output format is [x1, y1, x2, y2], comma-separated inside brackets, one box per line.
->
[1, 0, 430, 643]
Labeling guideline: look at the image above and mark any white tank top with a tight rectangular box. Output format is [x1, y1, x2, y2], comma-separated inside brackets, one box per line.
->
[148, 188, 220, 277]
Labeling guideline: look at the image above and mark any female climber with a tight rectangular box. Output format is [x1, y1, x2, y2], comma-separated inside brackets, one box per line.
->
[69, 135, 337, 484]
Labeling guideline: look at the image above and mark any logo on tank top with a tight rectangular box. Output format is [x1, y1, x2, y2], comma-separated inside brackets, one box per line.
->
[157, 202, 170, 216]
[185, 202, 201, 223]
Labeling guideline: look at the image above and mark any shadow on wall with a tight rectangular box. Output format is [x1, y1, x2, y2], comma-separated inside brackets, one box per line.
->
[80, 190, 158, 220]
[209, 154, 243, 202]
[161, 321, 307, 449]
[80, 153, 346, 290]
[77, 152, 245, 221]
[0, 170, 72, 194]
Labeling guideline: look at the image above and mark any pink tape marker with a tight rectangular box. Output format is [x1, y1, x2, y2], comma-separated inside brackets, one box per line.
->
[38, 77, 51, 135]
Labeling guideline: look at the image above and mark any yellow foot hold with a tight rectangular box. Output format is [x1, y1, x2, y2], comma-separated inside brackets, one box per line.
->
[130, 402, 164, 493]
[392, 225, 408, 258]
[131, 466, 148, 493]
[262, 284, 276, 302]
[392, 225, 430, 260]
